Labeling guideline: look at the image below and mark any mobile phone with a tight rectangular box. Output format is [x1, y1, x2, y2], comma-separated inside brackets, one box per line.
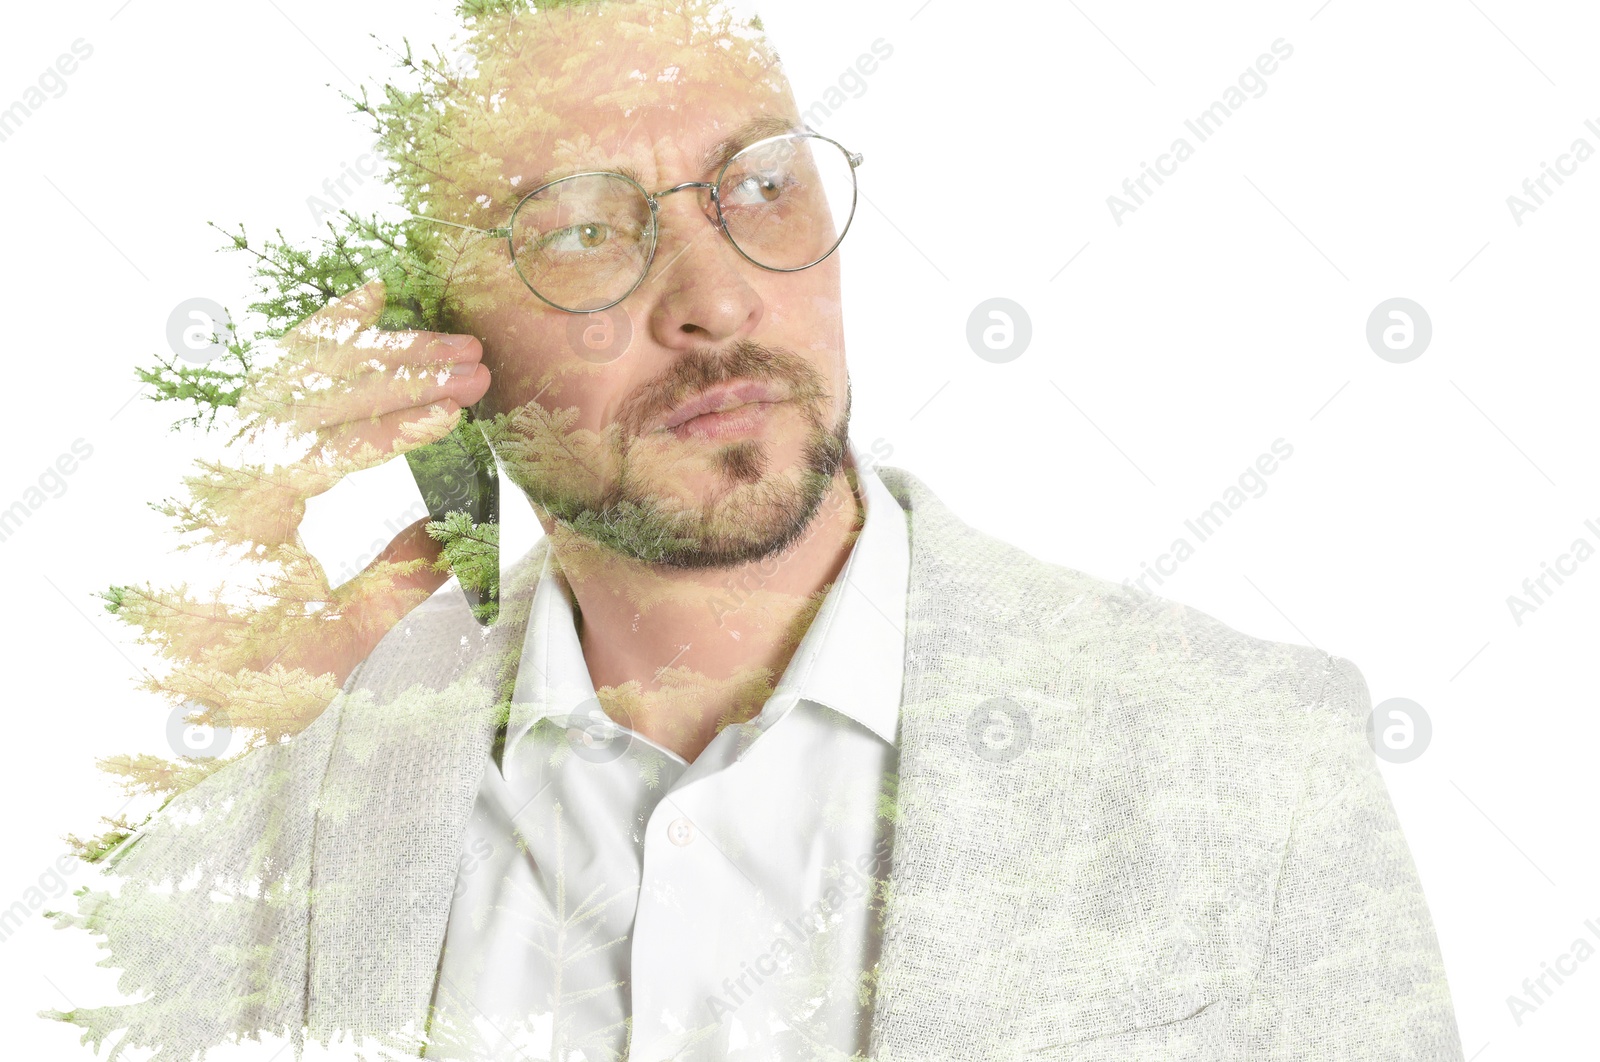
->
[403, 402, 500, 625]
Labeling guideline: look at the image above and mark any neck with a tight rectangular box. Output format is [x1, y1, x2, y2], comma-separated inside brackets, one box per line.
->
[536, 461, 865, 761]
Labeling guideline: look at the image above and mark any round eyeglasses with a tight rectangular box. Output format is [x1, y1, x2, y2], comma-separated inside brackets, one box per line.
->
[411, 130, 864, 314]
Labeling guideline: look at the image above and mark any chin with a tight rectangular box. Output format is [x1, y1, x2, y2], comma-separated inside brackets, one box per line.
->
[620, 422, 847, 570]
[646, 464, 836, 570]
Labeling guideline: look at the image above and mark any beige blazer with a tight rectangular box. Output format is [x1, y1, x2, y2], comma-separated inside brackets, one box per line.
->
[52, 466, 1463, 1061]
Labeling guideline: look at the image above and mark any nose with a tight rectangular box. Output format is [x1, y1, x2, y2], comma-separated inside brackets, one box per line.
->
[642, 188, 764, 350]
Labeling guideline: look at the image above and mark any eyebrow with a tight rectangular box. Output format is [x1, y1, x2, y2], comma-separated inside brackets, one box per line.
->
[509, 113, 803, 201]
[698, 113, 803, 177]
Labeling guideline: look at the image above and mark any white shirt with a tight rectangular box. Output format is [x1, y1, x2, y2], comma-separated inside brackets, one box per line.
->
[425, 445, 909, 1061]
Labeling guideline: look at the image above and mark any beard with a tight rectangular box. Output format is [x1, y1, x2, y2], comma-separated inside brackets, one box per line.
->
[499, 339, 850, 570]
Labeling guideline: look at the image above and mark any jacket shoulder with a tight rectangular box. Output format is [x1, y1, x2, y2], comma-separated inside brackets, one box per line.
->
[881, 463, 1357, 734]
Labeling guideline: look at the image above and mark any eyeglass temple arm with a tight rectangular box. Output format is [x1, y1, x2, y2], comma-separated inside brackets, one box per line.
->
[408, 213, 511, 239]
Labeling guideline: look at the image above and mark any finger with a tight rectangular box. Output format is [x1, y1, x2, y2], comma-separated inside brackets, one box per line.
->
[275, 325, 486, 384]
[276, 360, 489, 437]
[243, 328, 487, 430]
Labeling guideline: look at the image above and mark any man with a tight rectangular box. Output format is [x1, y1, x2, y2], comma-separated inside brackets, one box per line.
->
[51, 1, 1464, 1059]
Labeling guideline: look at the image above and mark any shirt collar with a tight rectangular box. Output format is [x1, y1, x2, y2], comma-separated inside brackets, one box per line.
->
[503, 438, 909, 754]
[765, 444, 906, 745]
[504, 542, 594, 757]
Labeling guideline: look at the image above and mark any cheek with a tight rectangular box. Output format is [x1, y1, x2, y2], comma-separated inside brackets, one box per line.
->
[763, 267, 847, 383]
[481, 315, 641, 433]
[478, 313, 560, 413]
[466, 279, 573, 400]
[769, 256, 840, 312]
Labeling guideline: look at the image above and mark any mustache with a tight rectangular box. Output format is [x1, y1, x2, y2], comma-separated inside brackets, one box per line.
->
[615, 339, 829, 437]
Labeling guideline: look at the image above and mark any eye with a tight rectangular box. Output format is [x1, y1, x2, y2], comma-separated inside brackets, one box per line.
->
[724, 170, 788, 206]
[539, 221, 612, 253]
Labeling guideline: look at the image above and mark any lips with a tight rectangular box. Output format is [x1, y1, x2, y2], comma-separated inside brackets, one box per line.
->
[653, 379, 786, 434]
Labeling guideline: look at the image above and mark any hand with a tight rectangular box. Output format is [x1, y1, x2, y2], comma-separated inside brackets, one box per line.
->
[239, 276, 491, 477]
[232, 278, 493, 684]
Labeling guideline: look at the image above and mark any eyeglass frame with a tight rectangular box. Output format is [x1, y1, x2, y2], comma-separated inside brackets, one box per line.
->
[408, 128, 864, 314]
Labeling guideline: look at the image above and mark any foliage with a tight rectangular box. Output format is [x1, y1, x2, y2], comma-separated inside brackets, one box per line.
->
[75, 27, 515, 859]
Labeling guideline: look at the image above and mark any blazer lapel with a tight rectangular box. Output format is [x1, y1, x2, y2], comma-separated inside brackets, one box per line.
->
[868, 467, 1128, 1058]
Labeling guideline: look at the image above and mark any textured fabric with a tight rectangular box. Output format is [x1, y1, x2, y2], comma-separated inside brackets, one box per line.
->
[52, 465, 1465, 1062]
[424, 453, 907, 1060]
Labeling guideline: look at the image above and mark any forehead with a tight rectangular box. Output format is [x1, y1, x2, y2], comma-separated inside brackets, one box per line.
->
[453, 4, 796, 196]
[524, 101, 799, 190]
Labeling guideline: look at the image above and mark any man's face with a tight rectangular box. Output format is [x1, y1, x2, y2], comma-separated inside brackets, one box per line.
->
[435, 5, 852, 570]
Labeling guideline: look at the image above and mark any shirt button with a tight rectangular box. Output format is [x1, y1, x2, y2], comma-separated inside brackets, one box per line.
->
[667, 817, 695, 846]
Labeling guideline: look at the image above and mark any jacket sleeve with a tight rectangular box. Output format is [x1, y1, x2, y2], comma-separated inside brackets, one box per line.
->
[1242, 654, 1464, 1061]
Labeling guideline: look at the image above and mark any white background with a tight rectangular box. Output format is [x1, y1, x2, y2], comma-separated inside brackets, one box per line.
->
[1, 0, 1595, 1058]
